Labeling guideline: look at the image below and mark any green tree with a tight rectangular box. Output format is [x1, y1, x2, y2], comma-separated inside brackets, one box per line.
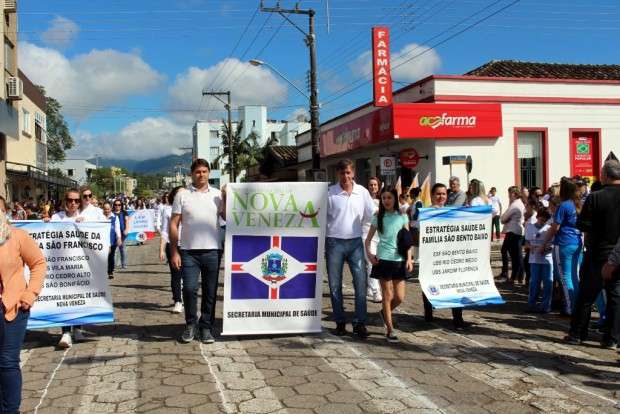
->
[37, 86, 74, 164]
[216, 121, 279, 180]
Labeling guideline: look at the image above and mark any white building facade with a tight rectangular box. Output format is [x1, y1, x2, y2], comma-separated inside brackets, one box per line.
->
[193, 105, 309, 187]
[58, 159, 97, 185]
[297, 61, 620, 207]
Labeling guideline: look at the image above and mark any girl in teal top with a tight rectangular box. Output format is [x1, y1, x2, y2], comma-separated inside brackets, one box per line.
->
[365, 186, 413, 343]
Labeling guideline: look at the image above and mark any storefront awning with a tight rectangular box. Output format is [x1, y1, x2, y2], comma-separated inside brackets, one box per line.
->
[320, 103, 503, 157]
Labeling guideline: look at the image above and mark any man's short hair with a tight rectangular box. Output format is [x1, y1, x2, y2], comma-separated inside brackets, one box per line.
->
[602, 160, 620, 181]
[432, 183, 447, 194]
[449, 176, 460, 183]
[335, 159, 354, 172]
[190, 158, 210, 172]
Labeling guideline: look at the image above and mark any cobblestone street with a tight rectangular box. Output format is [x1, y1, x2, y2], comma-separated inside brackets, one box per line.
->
[19, 241, 620, 413]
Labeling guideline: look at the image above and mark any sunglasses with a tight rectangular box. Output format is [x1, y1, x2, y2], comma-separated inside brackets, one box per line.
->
[82, 193, 93, 199]
[66, 198, 80, 204]
[114, 203, 122, 206]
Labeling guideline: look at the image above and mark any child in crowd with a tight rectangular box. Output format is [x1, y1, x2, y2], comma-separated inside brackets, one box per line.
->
[524, 209, 554, 313]
[365, 186, 413, 343]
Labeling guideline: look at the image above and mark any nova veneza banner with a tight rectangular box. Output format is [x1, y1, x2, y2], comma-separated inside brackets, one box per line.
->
[12, 221, 114, 329]
[126, 209, 156, 243]
[223, 182, 328, 335]
[418, 206, 504, 309]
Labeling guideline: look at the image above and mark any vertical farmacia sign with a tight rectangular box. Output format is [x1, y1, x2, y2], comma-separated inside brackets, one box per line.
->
[372, 26, 393, 107]
[223, 183, 328, 335]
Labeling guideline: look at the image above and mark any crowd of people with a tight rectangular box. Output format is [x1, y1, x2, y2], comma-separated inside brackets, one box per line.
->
[2, 157, 620, 413]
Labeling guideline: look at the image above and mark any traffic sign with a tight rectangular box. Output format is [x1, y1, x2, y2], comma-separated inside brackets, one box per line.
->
[380, 156, 396, 175]
[400, 148, 420, 169]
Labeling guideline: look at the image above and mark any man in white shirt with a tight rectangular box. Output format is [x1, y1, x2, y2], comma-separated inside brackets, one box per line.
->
[169, 159, 223, 344]
[326, 159, 376, 338]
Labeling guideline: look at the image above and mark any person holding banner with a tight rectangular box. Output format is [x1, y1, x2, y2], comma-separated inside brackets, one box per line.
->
[0, 196, 46, 414]
[365, 187, 413, 343]
[103, 202, 122, 280]
[326, 159, 376, 338]
[159, 186, 184, 314]
[422, 183, 467, 329]
[170, 159, 223, 344]
[78, 186, 106, 222]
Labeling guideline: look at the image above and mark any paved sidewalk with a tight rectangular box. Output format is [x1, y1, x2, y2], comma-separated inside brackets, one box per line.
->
[19, 241, 620, 413]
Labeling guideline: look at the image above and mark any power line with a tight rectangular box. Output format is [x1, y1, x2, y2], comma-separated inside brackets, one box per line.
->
[322, 0, 520, 106]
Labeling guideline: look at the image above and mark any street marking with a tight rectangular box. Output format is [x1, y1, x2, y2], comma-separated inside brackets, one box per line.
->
[33, 348, 70, 414]
[302, 334, 444, 413]
[200, 343, 233, 414]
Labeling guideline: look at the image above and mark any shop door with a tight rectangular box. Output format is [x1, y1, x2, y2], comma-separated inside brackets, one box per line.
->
[570, 131, 600, 181]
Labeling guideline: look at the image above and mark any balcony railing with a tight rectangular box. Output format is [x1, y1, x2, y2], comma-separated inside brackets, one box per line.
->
[6, 161, 76, 187]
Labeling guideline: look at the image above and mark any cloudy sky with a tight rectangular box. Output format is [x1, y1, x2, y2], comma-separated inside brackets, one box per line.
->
[17, 0, 620, 160]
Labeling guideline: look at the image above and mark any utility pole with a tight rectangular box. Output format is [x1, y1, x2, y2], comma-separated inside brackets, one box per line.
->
[202, 91, 234, 182]
[260, 1, 322, 179]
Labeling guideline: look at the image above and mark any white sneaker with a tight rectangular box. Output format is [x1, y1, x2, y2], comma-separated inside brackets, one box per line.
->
[172, 302, 183, 314]
[58, 333, 72, 349]
[372, 292, 383, 303]
[73, 329, 85, 342]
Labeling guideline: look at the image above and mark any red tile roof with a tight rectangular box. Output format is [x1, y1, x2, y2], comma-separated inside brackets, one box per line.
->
[465, 60, 620, 80]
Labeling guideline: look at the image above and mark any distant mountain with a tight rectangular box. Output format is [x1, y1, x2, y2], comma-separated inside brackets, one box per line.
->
[91, 153, 193, 175]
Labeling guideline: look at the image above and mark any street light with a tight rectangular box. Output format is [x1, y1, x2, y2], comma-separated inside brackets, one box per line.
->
[249, 58, 321, 176]
[249, 60, 310, 100]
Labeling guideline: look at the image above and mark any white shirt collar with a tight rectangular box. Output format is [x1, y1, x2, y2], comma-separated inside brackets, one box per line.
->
[189, 184, 210, 193]
[334, 182, 360, 195]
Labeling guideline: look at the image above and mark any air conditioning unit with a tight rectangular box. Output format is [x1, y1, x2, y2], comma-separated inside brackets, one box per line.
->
[4, 0, 16, 13]
[7, 76, 23, 100]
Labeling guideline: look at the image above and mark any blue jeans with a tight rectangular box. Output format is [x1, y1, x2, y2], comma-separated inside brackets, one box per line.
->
[166, 243, 183, 303]
[116, 242, 127, 267]
[326, 237, 367, 325]
[180, 249, 220, 330]
[0, 309, 29, 414]
[553, 244, 582, 314]
[528, 263, 553, 312]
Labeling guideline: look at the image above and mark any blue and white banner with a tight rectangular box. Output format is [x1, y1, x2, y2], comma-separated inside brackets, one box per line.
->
[418, 206, 504, 309]
[223, 182, 328, 335]
[13, 221, 114, 329]
[125, 209, 156, 243]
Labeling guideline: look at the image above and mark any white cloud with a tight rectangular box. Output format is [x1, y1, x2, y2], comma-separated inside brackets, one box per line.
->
[41, 16, 80, 48]
[69, 117, 190, 161]
[350, 43, 441, 83]
[167, 58, 288, 121]
[288, 107, 309, 122]
[18, 42, 164, 118]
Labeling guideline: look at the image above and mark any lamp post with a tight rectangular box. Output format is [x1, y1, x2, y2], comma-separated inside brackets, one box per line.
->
[249, 59, 320, 178]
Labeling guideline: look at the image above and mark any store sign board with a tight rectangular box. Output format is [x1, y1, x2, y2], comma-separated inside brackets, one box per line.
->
[372, 27, 393, 107]
[320, 106, 393, 157]
[571, 134, 596, 177]
[393, 103, 503, 138]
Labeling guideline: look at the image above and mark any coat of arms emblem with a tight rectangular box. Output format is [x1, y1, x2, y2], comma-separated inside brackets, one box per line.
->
[261, 252, 288, 283]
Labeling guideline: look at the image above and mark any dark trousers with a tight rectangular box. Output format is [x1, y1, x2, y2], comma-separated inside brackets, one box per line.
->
[165, 243, 183, 303]
[422, 294, 464, 324]
[180, 249, 220, 330]
[524, 251, 531, 284]
[107, 245, 117, 276]
[570, 255, 620, 343]
[501, 232, 524, 281]
[491, 216, 501, 241]
[0, 308, 29, 414]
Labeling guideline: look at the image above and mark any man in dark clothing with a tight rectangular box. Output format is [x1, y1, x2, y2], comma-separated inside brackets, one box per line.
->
[566, 160, 620, 348]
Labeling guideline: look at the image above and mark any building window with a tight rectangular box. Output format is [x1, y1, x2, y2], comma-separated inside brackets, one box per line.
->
[22, 109, 31, 135]
[209, 130, 218, 139]
[270, 131, 277, 143]
[210, 147, 220, 169]
[67, 169, 74, 177]
[516, 130, 544, 189]
[4, 38, 14, 74]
